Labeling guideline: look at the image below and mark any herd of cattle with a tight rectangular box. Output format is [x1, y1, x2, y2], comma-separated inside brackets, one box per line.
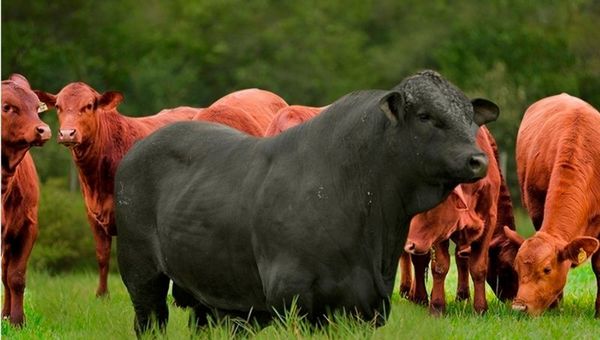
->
[1, 71, 599, 333]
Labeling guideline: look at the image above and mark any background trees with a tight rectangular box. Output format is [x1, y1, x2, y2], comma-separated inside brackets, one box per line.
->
[3, 0, 599, 271]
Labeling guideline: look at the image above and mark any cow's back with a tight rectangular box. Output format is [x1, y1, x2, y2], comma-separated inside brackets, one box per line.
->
[264, 105, 322, 136]
[201, 89, 288, 133]
[131, 106, 198, 135]
[517, 93, 600, 229]
[195, 104, 265, 136]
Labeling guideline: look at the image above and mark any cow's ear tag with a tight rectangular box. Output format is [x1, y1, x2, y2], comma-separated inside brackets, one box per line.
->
[38, 102, 48, 113]
[577, 248, 587, 264]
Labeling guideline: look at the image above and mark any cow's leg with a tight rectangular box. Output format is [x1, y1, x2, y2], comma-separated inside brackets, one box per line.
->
[468, 241, 489, 314]
[6, 223, 37, 326]
[409, 253, 430, 305]
[118, 237, 169, 336]
[429, 241, 450, 316]
[2, 242, 11, 319]
[190, 303, 212, 330]
[121, 266, 169, 336]
[171, 283, 209, 329]
[130, 274, 169, 336]
[455, 248, 470, 301]
[592, 251, 600, 318]
[91, 223, 111, 297]
[399, 252, 412, 298]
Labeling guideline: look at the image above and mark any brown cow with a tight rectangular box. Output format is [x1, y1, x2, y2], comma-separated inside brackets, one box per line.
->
[264, 105, 322, 136]
[504, 93, 600, 317]
[401, 126, 502, 315]
[2, 74, 51, 326]
[196, 88, 288, 135]
[35, 82, 198, 297]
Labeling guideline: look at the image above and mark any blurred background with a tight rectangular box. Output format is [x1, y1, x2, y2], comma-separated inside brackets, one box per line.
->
[3, 0, 600, 273]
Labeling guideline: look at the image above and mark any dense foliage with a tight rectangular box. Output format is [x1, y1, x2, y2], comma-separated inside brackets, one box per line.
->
[3, 1, 599, 271]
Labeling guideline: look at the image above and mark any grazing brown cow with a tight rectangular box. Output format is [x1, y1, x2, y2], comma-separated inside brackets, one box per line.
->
[195, 88, 288, 136]
[401, 126, 502, 315]
[2, 74, 51, 326]
[505, 93, 600, 317]
[35, 82, 198, 297]
[264, 105, 322, 136]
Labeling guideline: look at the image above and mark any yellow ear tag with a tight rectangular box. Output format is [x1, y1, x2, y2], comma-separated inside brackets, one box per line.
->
[38, 102, 48, 113]
[577, 248, 587, 264]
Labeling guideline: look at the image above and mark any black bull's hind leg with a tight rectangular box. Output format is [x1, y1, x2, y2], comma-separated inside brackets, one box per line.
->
[131, 274, 169, 336]
[117, 243, 169, 336]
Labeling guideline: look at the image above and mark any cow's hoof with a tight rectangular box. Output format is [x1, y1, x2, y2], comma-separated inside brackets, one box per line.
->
[429, 302, 445, 316]
[456, 290, 470, 301]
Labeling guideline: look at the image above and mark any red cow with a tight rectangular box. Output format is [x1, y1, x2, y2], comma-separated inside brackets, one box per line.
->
[401, 126, 502, 315]
[2, 74, 51, 326]
[264, 105, 322, 136]
[196, 88, 288, 135]
[504, 93, 600, 317]
[35, 82, 198, 297]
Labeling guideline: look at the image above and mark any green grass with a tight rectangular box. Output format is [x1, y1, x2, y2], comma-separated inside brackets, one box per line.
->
[2, 211, 599, 339]
[2, 265, 598, 339]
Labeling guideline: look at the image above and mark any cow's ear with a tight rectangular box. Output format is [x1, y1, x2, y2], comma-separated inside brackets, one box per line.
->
[97, 91, 124, 111]
[453, 185, 468, 210]
[34, 90, 57, 110]
[472, 98, 499, 126]
[379, 91, 403, 126]
[503, 226, 524, 247]
[559, 237, 599, 267]
[9, 74, 31, 89]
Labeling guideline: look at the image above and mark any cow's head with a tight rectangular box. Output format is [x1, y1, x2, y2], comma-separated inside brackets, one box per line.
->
[35, 82, 123, 148]
[386, 71, 498, 193]
[486, 227, 520, 301]
[2, 74, 51, 171]
[404, 186, 484, 255]
[504, 228, 599, 315]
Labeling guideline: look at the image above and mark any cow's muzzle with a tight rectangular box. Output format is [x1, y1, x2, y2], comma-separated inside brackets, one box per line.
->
[512, 299, 528, 312]
[58, 128, 79, 147]
[404, 241, 430, 255]
[32, 124, 51, 146]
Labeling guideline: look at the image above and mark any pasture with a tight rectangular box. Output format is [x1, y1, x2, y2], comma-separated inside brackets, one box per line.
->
[2, 211, 599, 339]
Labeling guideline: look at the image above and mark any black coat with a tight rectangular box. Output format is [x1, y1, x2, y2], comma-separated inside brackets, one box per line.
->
[115, 71, 498, 332]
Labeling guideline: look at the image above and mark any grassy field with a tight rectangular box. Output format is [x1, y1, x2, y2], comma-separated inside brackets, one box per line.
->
[2, 210, 599, 339]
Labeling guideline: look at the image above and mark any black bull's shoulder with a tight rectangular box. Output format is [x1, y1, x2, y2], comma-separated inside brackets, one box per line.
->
[115, 84, 490, 328]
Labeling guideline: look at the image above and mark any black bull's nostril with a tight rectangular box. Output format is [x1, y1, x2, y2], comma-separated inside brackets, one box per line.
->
[468, 153, 488, 178]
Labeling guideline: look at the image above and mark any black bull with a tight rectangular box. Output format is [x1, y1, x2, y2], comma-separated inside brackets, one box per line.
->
[115, 71, 499, 333]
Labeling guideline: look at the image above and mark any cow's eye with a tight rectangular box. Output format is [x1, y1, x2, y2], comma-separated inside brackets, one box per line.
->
[2, 104, 10, 112]
[55, 104, 61, 111]
[543, 267, 551, 275]
[86, 103, 93, 111]
[418, 114, 431, 122]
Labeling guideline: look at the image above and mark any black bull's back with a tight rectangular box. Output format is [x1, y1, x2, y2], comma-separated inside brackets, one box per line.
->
[115, 81, 497, 332]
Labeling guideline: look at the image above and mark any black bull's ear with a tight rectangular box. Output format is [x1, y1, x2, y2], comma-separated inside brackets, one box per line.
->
[379, 91, 403, 126]
[472, 98, 500, 126]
